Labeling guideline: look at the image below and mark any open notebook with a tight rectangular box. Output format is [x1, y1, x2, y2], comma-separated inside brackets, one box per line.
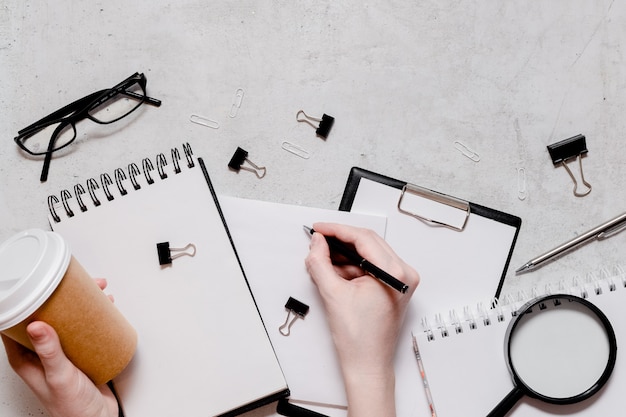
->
[47, 144, 288, 416]
[339, 167, 522, 417]
[414, 266, 626, 416]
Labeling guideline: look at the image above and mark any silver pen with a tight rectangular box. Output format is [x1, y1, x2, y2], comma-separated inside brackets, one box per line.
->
[516, 211, 626, 274]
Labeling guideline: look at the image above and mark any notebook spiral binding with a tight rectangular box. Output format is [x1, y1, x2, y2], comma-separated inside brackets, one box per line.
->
[47, 143, 195, 223]
[420, 264, 626, 341]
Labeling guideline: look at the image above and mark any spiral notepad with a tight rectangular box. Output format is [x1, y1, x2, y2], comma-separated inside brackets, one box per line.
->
[47, 144, 288, 417]
[413, 266, 626, 417]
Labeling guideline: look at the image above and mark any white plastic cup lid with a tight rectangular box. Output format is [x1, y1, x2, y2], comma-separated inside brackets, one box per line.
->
[0, 229, 71, 330]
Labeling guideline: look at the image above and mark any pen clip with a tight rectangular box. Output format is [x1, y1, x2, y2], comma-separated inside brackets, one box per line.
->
[598, 220, 626, 240]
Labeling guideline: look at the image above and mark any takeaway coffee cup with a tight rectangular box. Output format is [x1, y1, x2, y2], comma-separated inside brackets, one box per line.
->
[0, 229, 137, 385]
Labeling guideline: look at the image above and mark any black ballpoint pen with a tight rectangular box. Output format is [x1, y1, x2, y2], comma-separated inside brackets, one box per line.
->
[303, 225, 409, 294]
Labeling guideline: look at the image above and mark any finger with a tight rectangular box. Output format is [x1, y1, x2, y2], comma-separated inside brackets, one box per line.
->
[94, 278, 116, 303]
[313, 222, 397, 267]
[313, 223, 391, 254]
[332, 264, 367, 280]
[305, 233, 345, 295]
[312, 222, 361, 239]
[314, 222, 420, 290]
[1, 333, 42, 378]
[26, 322, 75, 386]
[1, 333, 24, 365]
[307, 230, 368, 280]
[94, 278, 108, 290]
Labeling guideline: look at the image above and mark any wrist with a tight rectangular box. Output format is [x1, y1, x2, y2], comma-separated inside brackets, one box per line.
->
[343, 367, 396, 417]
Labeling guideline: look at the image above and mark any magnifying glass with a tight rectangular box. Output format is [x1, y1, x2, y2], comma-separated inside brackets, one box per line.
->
[487, 294, 617, 417]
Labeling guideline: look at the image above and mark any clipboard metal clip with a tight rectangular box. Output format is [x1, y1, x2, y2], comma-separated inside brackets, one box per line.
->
[397, 183, 470, 231]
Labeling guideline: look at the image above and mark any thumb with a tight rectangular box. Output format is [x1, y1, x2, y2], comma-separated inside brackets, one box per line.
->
[27, 321, 73, 383]
[306, 233, 341, 294]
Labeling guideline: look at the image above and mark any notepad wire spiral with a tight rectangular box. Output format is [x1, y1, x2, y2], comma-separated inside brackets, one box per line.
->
[47, 143, 195, 223]
[420, 264, 626, 341]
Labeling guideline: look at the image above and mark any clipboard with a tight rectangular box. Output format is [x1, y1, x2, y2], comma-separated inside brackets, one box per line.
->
[339, 167, 521, 299]
[339, 167, 522, 417]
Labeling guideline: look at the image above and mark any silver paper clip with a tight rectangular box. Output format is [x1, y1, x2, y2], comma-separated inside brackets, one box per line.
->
[517, 167, 527, 201]
[229, 88, 244, 118]
[454, 140, 480, 162]
[281, 141, 310, 159]
[190, 114, 220, 129]
[156, 242, 197, 266]
[279, 297, 309, 336]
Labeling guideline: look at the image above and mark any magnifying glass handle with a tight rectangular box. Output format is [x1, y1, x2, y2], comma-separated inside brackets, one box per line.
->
[486, 386, 524, 417]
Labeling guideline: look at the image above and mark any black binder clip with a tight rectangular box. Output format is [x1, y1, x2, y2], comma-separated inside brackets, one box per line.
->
[156, 242, 197, 266]
[547, 134, 592, 197]
[228, 147, 266, 179]
[296, 110, 334, 139]
[278, 297, 309, 336]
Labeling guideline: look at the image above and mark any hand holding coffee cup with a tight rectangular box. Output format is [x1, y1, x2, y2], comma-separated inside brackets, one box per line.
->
[0, 229, 137, 385]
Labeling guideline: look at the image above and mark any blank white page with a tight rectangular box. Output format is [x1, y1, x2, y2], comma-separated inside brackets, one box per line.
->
[219, 195, 386, 408]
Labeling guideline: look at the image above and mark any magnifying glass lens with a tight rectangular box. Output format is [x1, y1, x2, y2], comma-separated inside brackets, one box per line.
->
[509, 299, 612, 399]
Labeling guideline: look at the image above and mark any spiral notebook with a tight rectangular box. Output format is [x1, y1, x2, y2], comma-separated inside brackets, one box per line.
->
[413, 266, 626, 416]
[46, 144, 289, 417]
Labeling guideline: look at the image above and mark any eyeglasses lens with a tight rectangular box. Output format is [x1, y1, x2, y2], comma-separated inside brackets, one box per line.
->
[19, 123, 77, 155]
[88, 80, 146, 123]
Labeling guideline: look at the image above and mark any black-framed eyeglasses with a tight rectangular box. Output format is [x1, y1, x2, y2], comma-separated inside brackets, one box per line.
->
[14, 72, 162, 182]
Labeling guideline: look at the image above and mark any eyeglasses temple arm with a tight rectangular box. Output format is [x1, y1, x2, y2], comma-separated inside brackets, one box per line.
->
[120, 90, 162, 107]
[145, 95, 162, 107]
[40, 151, 52, 182]
[39, 138, 57, 182]
[39, 122, 72, 182]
